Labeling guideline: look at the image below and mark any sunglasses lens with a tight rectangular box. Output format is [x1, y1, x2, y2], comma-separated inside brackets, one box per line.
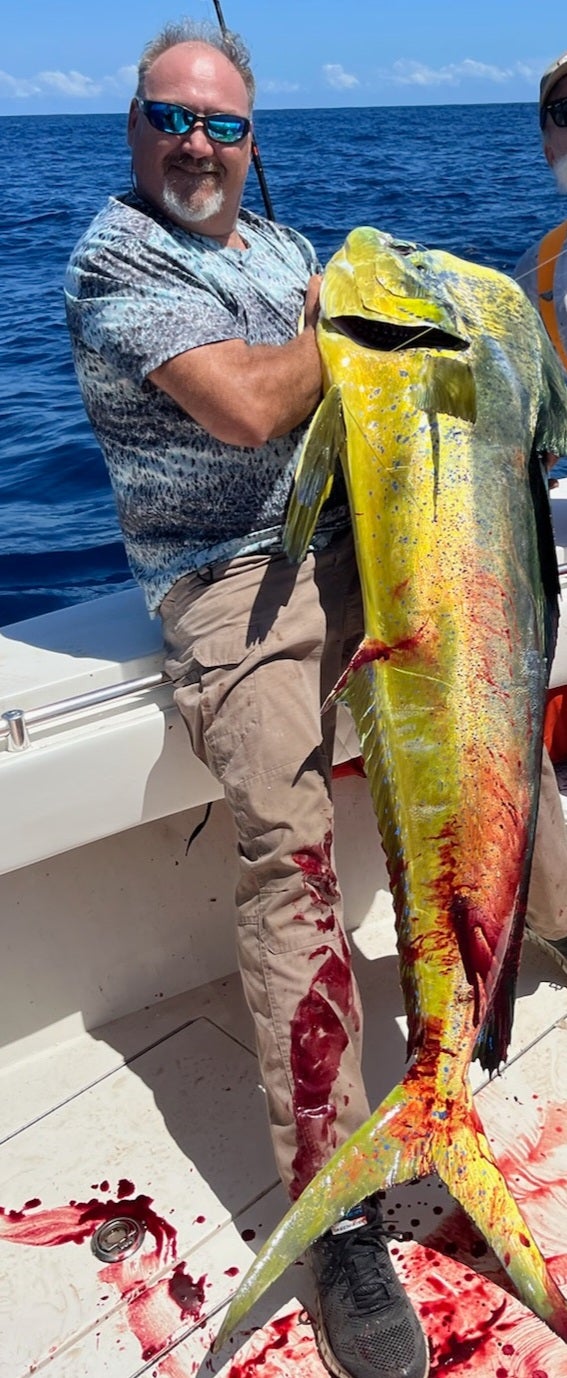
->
[159, 103, 193, 134]
[141, 102, 192, 134]
[547, 98, 567, 128]
[206, 116, 249, 143]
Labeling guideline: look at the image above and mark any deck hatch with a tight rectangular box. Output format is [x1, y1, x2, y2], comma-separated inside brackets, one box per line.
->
[91, 1216, 146, 1262]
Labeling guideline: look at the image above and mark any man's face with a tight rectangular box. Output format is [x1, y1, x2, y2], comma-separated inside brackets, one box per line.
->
[543, 73, 567, 190]
[128, 42, 252, 238]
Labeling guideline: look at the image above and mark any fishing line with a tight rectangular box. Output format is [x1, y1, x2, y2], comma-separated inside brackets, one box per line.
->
[350, 250, 567, 360]
[210, 4, 564, 408]
[212, 0, 561, 315]
[515, 247, 565, 287]
[211, 0, 275, 220]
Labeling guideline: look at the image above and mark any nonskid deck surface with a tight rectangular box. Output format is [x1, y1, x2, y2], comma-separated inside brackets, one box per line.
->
[1, 910, 567, 1378]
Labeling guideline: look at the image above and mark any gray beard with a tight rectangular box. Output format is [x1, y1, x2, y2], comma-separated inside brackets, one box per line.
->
[162, 180, 225, 228]
[552, 153, 567, 194]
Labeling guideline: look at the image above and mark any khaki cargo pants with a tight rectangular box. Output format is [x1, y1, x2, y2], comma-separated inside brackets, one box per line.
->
[160, 530, 567, 1197]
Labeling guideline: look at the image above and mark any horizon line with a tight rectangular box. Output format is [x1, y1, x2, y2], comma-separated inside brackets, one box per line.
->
[0, 96, 539, 117]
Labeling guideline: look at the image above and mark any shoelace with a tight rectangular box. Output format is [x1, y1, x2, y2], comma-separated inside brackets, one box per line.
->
[328, 1220, 396, 1312]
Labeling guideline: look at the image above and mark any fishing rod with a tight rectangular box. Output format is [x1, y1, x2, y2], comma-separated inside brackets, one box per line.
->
[211, 0, 276, 220]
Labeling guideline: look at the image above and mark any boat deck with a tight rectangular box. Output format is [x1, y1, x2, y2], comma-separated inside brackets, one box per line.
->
[1, 897, 567, 1377]
[1, 476, 566, 1375]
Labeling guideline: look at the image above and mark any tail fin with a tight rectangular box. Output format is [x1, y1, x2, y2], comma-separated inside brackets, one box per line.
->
[214, 1071, 567, 1351]
[213, 1078, 422, 1352]
[436, 1106, 567, 1338]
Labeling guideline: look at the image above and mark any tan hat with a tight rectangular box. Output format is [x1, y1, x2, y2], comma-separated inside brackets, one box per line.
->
[540, 50, 567, 115]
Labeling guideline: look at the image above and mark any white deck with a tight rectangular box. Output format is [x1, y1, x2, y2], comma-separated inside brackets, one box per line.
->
[1, 482, 567, 1373]
[1, 905, 567, 1376]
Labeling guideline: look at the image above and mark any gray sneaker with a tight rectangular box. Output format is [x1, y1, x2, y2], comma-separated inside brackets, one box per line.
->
[524, 927, 567, 979]
[309, 1195, 429, 1378]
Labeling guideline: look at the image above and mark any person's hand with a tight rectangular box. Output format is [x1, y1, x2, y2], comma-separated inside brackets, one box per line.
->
[304, 274, 322, 330]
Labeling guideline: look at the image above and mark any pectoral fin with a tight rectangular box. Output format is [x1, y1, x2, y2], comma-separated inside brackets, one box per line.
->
[412, 356, 477, 423]
[283, 385, 346, 562]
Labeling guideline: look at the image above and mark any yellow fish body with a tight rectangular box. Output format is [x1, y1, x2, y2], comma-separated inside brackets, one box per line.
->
[215, 228, 567, 1348]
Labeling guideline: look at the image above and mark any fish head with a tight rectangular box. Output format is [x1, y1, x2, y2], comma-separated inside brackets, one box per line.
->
[320, 226, 470, 354]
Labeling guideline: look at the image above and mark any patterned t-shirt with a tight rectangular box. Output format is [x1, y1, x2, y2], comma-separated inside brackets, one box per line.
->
[64, 194, 348, 613]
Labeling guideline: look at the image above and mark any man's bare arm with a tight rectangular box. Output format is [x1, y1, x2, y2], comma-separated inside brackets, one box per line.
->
[149, 275, 323, 448]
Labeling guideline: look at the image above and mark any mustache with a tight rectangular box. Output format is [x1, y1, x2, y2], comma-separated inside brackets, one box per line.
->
[166, 157, 221, 174]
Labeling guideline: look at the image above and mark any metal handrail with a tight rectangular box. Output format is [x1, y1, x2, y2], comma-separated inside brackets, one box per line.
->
[2, 560, 566, 753]
[1, 671, 171, 752]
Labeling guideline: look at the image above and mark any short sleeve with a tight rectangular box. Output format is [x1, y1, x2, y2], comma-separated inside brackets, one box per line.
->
[65, 231, 244, 386]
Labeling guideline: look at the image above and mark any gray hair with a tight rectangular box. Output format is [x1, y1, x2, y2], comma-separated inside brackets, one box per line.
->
[135, 18, 255, 109]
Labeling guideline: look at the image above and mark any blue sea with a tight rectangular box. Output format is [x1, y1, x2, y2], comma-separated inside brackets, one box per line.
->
[1, 102, 566, 627]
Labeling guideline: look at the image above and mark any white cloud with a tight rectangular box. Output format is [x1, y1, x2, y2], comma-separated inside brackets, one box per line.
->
[259, 79, 301, 94]
[389, 60, 455, 87]
[515, 61, 541, 81]
[323, 63, 359, 90]
[0, 64, 137, 101]
[384, 57, 540, 88]
[39, 70, 103, 97]
[457, 59, 511, 82]
[0, 69, 41, 97]
[115, 65, 138, 88]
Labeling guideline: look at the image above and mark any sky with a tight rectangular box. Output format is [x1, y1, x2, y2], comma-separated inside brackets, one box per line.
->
[2, 0, 567, 116]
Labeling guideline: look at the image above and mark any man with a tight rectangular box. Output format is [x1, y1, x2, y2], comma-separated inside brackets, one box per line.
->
[64, 20, 565, 1378]
[64, 19, 428, 1378]
[513, 50, 567, 978]
[515, 51, 567, 369]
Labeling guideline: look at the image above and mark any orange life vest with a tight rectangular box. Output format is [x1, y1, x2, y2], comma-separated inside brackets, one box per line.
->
[536, 219, 567, 371]
[537, 223, 567, 762]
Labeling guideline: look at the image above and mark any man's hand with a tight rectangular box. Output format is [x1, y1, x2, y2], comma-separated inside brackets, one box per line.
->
[304, 274, 322, 331]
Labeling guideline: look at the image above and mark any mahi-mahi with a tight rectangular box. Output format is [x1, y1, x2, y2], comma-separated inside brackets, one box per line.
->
[215, 227, 567, 1347]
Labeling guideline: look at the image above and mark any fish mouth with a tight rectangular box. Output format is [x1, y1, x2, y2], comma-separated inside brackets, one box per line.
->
[330, 315, 469, 353]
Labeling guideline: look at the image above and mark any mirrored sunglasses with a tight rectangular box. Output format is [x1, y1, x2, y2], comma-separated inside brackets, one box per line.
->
[540, 96, 567, 130]
[136, 99, 251, 144]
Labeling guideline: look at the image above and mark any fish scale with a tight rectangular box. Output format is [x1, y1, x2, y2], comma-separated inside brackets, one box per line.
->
[214, 226, 567, 1351]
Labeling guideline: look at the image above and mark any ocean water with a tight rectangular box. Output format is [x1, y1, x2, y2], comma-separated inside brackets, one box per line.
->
[1, 102, 566, 627]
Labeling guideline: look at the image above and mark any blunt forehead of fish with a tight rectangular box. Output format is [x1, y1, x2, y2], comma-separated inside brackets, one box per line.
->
[341, 227, 435, 298]
[345, 226, 421, 256]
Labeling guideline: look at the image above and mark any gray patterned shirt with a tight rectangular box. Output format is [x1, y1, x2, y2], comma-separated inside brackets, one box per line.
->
[65, 194, 348, 613]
